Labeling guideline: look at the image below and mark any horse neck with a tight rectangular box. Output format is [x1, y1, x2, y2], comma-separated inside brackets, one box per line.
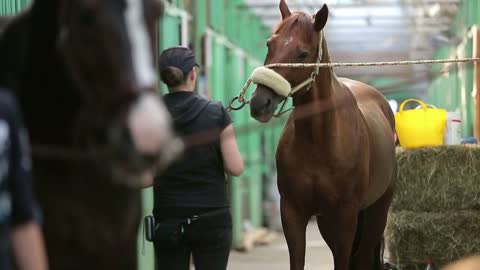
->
[291, 41, 357, 150]
[18, 0, 81, 147]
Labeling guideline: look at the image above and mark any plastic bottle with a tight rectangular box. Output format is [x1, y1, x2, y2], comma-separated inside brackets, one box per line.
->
[444, 112, 462, 145]
[425, 259, 434, 270]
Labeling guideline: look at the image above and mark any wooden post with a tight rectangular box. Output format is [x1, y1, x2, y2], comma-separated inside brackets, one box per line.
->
[474, 26, 480, 140]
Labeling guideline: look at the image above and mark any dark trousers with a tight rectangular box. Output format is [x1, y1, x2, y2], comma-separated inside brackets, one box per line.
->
[153, 207, 232, 270]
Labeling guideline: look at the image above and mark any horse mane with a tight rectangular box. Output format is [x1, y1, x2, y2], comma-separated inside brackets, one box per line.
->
[274, 12, 313, 33]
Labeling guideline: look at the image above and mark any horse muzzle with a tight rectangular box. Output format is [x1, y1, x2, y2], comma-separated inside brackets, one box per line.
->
[127, 93, 173, 154]
[250, 85, 283, 123]
[108, 134, 184, 188]
[107, 93, 184, 187]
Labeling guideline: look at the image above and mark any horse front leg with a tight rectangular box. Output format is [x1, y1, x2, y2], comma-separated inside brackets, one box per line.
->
[317, 204, 359, 270]
[281, 197, 310, 270]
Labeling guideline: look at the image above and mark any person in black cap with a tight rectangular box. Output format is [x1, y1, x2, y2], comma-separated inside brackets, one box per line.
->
[146, 46, 244, 270]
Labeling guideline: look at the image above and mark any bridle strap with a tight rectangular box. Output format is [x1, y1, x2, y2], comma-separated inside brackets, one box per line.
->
[274, 31, 324, 117]
[290, 30, 323, 96]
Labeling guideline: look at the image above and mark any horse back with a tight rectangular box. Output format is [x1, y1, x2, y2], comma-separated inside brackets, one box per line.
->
[339, 78, 396, 208]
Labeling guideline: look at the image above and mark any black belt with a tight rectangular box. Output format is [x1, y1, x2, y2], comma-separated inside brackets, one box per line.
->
[185, 208, 230, 225]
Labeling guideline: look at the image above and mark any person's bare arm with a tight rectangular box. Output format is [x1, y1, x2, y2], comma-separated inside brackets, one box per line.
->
[220, 124, 244, 176]
[11, 222, 48, 270]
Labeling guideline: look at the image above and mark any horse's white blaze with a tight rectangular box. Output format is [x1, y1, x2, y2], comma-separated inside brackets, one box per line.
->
[124, 0, 156, 87]
[283, 37, 293, 47]
[128, 94, 171, 154]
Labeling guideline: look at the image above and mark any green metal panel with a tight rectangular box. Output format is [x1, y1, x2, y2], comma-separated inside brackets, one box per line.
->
[160, 15, 181, 49]
[0, 0, 31, 15]
[226, 50, 244, 248]
[225, 0, 236, 42]
[209, 39, 227, 101]
[137, 189, 155, 270]
[194, 0, 207, 64]
[138, 5, 187, 269]
[157, 8, 184, 93]
[238, 5, 250, 52]
[244, 60, 263, 228]
[426, 0, 479, 138]
[209, 0, 225, 34]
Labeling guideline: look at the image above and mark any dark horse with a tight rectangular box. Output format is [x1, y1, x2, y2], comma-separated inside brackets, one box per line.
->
[0, 0, 180, 269]
[249, 1, 396, 270]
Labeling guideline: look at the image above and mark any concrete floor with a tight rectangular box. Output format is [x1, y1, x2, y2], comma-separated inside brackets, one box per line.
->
[228, 222, 334, 270]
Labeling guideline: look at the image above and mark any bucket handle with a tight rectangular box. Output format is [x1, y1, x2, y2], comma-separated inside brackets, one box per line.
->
[399, 99, 428, 112]
[415, 104, 437, 110]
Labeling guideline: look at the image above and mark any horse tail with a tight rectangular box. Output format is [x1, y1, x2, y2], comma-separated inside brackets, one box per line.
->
[383, 101, 396, 132]
[380, 100, 397, 144]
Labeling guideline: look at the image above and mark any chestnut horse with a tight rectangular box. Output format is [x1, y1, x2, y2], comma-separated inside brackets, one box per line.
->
[0, 0, 180, 269]
[249, 2, 396, 270]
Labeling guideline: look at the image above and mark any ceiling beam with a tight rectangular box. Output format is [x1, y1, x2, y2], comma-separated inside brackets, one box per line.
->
[324, 27, 449, 34]
[257, 12, 455, 20]
[243, 0, 460, 9]
[261, 15, 452, 22]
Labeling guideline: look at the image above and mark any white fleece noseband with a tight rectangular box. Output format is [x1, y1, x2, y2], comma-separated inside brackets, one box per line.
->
[250, 67, 292, 98]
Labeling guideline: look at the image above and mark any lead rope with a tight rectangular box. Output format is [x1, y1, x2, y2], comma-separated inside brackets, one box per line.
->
[227, 30, 480, 114]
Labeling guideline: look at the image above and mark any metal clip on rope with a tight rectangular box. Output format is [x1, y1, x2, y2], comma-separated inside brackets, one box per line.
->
[227, 79, 252, 111]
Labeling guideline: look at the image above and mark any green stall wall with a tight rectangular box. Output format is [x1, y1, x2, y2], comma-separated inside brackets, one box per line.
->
[0, 0, 31, 14]
[191, 0, 282, 250]
[149, 0, 284, 262]
[1, 0, 288, 268]
[426, 0, 479, 137]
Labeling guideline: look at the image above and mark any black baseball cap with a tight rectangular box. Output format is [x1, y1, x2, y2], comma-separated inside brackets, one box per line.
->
[158, 46, 199, 75]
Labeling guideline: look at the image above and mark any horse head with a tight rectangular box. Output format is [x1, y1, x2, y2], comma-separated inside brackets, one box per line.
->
[249, 0, 329, 123]
[54, 0, 181, 186]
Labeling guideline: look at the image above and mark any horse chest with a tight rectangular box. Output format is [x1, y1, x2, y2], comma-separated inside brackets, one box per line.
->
[277, 144, 367, 207]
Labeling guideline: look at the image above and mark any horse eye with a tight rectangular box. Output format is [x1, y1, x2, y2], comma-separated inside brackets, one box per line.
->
[298, 51, 309, 60]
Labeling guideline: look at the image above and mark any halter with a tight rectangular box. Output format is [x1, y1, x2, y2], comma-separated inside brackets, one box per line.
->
[272, 31, 324, 117]
[228, 31, 324, 117]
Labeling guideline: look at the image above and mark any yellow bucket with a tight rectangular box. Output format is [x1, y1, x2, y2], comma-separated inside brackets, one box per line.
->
[394, 99, 447, 149]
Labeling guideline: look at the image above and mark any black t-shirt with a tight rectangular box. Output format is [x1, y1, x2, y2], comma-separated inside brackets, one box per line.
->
[0, 90, 40, 270]
[153, 92, 232, 211]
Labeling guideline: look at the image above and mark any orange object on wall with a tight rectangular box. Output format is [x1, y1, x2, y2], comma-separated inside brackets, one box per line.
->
[474, 26, 480, 141]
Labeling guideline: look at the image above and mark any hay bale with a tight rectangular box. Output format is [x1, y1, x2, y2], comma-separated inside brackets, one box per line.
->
[393, 145, 480, 212]
[385, 210, 480, 270]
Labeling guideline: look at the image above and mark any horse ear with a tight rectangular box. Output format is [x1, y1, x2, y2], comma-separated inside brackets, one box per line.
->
[279, 0, 291, 20]
[314, 4, 329, 31]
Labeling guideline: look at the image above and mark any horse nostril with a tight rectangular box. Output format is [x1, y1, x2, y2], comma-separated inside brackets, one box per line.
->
[266, 98, 272, 107]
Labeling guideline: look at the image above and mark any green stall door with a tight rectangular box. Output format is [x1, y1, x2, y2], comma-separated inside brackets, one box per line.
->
[226, 49, 245, 249]
[209, 39, 227, 102]
[159, 15, 181, 50]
